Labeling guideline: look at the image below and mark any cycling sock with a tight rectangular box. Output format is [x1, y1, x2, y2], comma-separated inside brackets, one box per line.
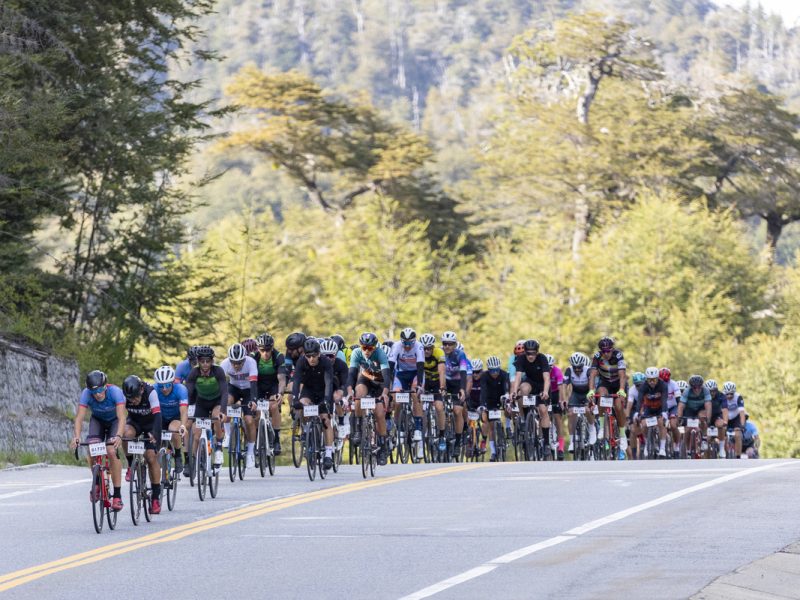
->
[224, 422, 231, 437]
[126, 455, 132, 465]
[489, 440, 496, 453]
[246, 442, 255, 454]
[183, 451, 189, 462]
[152, 484, 161, 498]
[438, 429, 445, 438]
[659, 439, 666, 451]
[325, 446, 333, 458]
[557, 437, 564, 452]
[414, 416, 423, 430]
[113, 487, 121, 498]
[543, 427, 550, 444]
[338, 416, 345, 425]
[214, 441, 222, 450]
[620, 426, 626, 438]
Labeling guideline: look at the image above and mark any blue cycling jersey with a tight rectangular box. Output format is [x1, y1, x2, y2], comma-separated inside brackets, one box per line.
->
[175, 359, 192, 383]
[155, 383, 188, 419]
[349, 347, 390, 374]
[444, 349, 468, 381]
[79, 385, 125, 421]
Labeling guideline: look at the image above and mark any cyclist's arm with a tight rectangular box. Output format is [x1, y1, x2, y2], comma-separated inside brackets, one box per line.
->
[739, 395, 746, 428]
[347, 366, 359, 391]
[185, 369, 197, 403]
[217, 368, 229, 414]
[721, 407, 729, 422]
[511, 371, 521, 396]
[388, 360, 396, 387]
[479, 375, 488, 406]
[437, 361, 445, 384]
[324, 362, 333, 404]
[542, 370, 550, 397]
[291, 360, 305, 400]
[114, 402, 126, 438]
[416, 361, 424, 388]
[148, 389, 163, 437]
[380, 367, 392, 394]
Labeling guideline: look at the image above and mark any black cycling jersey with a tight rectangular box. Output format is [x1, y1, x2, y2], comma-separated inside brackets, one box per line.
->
[291, 355, 333, 404]
[709, 390, 727, 417]
[636, 380, 668, 412]
[513, 353, 550, 388]
[125, 383, 163, 435]
[479, 370, 509, 406]
[590, 350, 627, 383]
[331, 356, 349, 392]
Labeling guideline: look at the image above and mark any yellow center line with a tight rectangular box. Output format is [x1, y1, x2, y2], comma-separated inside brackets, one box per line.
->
[0, 463, 486, 592]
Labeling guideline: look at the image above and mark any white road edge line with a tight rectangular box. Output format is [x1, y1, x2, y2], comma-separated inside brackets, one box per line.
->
[398, 462, 792, 600]
[0, 479, 91, 501]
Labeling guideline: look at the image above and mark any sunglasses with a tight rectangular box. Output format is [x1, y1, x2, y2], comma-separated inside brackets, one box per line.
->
[231, 360, 245, 367]
[489, 368, 500, 374]
[306, 352, 320, 359]
[442, 342, 456, 347]
[90, 385, 107, 395]
[402, 341, 414, 347]
[361, 345, 375, 351]
[646, 378, 658, 384]
[156, 383, 173, 391]
[198, 357, 213, 363]
[258, 346, 272, 352]
[525, 351, 538, 356]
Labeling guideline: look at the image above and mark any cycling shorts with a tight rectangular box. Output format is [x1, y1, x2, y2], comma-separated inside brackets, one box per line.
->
[125, 418, 158, 450]
[728, 417, 743, 430]
[598, 378, 621, 395]
[568, 391, 589, 407]
[257, 382, 280, 400]
[192, 398, 220, 419]
[394, 371, 417, 391]
[298, 390, 331, 414]
[357, 375, 385, 398]
[87, 416, 118, 443]
[229, 386, 256, 416]
[682, 405, 705, 419]
[445, 379, 464, 404]
[640, 406, 663, 419]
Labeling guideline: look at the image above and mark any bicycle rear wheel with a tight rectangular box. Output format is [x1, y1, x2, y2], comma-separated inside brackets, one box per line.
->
[318, 425, 328, 480]
[332, 421, 341, 473]
[187, 427, 196, 487]
[209, 462, 219, 498]
[140, 462, 151, 523]
[91, 464, 103, 533]
[398, 408, 410, 464]
[228, 422, 238, 482]
[105, 469, 117, 530]
[360, 419, 372, 479]
[267, 424, 276, 476]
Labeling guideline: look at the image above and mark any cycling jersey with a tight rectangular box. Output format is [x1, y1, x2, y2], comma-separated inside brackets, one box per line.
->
[563, 366, 590, 394]
[468, 376, 482, 409]
[637, 380, 668, 413]
[331, 356, 349, 392]
[726, 392, 745, 419]
[175, 359, 193, 383]
[507, 355, 517, 379]
[126, 383, 162, 433]
[423, 347, 445, 383]
[79, 385, 125, 421]
[480, 370, 509, 408]
[709, 390, 726, 418]
[513, 353, 550, 390]
[743, 421, 758, 445]
[590, 350, 627, 382]
[349, 347, 390, 382]
[444, 348, 468, 381]
[186, 365, 229, 411]
[389, 341, 424, 372]
[680, 387, 711, 413]
[220, 356, 258, 391]
[549, 364, 564, 393]
[253, 349, 285, 395]
[155, 383, 188, 421]
[292, 355, 333, 404]
[666, 380, 680, 409]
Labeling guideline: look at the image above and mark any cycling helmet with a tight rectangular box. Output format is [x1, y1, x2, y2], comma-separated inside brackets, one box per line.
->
[456, 342, 464, 351]
[677, 379, 688, 393]
[514, 340, 526, 356]
[380, 343, 392, 356]
[471, 358, 483, 372]
[241, 338, 258, 354]
[319, 339, 338, 356]
[400, 328, 416, 343]
[632, 371, 645, 385]
[285, 332, 307, 350]
[569, 352, 589, 367]
[85, 370, 107, 390]
[598, 336, 614, 351]
[704, 379, 718, 391]
[723, 381, 736, 394]
[486, 356, 501, 370]
[330, 334, 345, 350]
[420, 333, 436, 348]
[195, 345, 214, 359]
[359, 332, 379, 347]
[659, 367, 671, 382]
[545, 354, 555, 367]
[228, 343, 247, 362]
[688, 375, 704, 388]
[383, 339, 394, 348]
[441, 331, 458, 344]
[643, 367, 658, 379]
[122, 375, 144, 398]
[256, 333, 274, 348]
[187, 346, 198, 361]
[303, 338, 321, 354]
[154, 365, 175, 385]
[523, 339, 540, 352]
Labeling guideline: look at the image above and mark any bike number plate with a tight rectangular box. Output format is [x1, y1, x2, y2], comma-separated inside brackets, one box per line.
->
[128, 441, 145, 455]
[303, 404, 319, 417]
[339, 423, 350, 437]
[257, 400, 269, 411]
[599, 396, 614, 408]
[187, 404, 195, 417]
[195, 418, 212, 430]
[161, 430, 173, 442]
[571, 406, 585, 415]
[547, 403, 552, 412]
[420, 394, 434, 403]
[512, 405, 519, 413]
[707, 426, 718, 436]
[227, 406, 242, 418]
[467, 411, 479, 421]
[488, 410, 501, 420]
[395, 393, 410, 404]
[645, 417, 658, 427]
[522, 395, 537, 406]
[687, 418, 700, 428]
[360, 397, 376, 410]
[89, 442, 107, 457]
[678, 426, 685, 434]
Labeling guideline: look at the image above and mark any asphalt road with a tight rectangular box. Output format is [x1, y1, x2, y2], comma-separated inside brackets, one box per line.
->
[1, 459, 798, 599]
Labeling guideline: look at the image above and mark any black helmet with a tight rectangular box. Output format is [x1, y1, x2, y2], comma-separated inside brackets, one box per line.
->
[523, 339, 540, 352]
[85, 370, 107, 390]
[286, 332, 307, 350]
[330, 334, 345, 350]
[359, 332, 379, 347]
[303, 338, 321, 354]
[688, 375, 704, 388]
[187, 346, 198, 361]
[122, 375, 143, 398]
[256, 333, 274, 348]
[195, 345, 214, 359]
[598, 336, 614, 351]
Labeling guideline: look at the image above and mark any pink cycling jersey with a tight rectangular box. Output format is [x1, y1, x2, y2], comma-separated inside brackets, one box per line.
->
[550, 365, 564, 392]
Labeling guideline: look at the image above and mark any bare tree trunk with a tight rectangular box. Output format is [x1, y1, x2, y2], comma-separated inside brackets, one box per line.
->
[576, 72, 600, 125]
[764, 211, 785, 265]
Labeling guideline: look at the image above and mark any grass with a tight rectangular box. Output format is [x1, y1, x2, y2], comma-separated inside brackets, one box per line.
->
[0, 450, 78, 468]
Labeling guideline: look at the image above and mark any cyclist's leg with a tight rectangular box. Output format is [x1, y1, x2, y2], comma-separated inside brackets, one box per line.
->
[104, 418, 122, 489]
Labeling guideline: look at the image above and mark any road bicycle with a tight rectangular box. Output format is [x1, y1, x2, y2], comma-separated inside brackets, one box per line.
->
[255, 399, 277, 477]
[226, 404, 246, 482]
[159, 428, 180, 511]
[125, 435, 152, 526]
[75, 440, 118, 534]
[194, 416, 220, 501]
[359, 396, 378, 478]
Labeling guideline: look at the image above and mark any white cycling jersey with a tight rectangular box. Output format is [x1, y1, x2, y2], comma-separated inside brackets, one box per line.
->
[220, 356, 258, 390]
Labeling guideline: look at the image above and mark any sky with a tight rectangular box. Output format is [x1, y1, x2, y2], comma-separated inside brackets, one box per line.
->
[721, 0, 800, 25]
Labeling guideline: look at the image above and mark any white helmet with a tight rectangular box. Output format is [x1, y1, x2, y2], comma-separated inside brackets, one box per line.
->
[400, 327, 416, 343]
[569, 352, 589, 367]
[420, 333, 436, 347]
[319, 339, 338, 356]
[441, 331, 458, 343]
[486, 356, 501, 370]
[723, 381, 736, 394]
[471, 358, 483, 371]
[154, 365, 175, 385]
[644, 366, 659, 379]
[545, 354, 555, 367]
[677, 380, 689, 392]
[704, 379, 718, 391]
[228, 343, 247, 362]
[380, 343, 392, 356]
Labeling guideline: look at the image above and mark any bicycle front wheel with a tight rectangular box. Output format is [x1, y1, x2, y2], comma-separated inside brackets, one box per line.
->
[166, 452, 177, 511]
[141, 462, 151, 523]
[197, 442, 207, 501]
[187, 427, 196, 487]
[267, 424, 276, 476]
[306, 422, 317, 482]
[91, 464, 103, 533]
[292, 418, 302, 468]
[129, 459, 141, 526]
[228, 423, 238, 482]
[258, 421, 267, 478]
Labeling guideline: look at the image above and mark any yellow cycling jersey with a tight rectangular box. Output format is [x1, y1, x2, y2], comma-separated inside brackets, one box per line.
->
[423, 347, 445, 382]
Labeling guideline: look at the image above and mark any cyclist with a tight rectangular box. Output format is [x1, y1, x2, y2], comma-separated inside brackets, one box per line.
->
[676, 375, 712, 454]
[441, 331, 469, 455]
[185, 345, 228, 467]
[121, 375, 163, 514]
[723, 381, 746, 458]
[634, 367, 668, 458]
[626, 371, 644, 458]
[348, 332, 392, 463]
[421, 332, 445, 393]
[389, 328, 426, 455]
[175, 346, 199, 384]
[705, 379, 729, 458]
[284, 331, 307, 379]
[588, 337, 628, 460]
[70, 370, 126, 512]
[467, 358, 486, 455]
[565, 352, 596, 453]
[480, 356, 509, 461]
[330, 334, 351, 366]
[545, 354, 566, 460]
[292, 337, 335, 470]
[510, 339, 552, 457]
[321, 338, 351, 429]
[507, 340, 525, 380]
[742, 413, 760, 458]
[220, 343, 260, 468]
[241, 338, 258, 355]
[153, 366, 189, 476]
[252, 333, 287, 455]
[659, 368, 681, 458]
